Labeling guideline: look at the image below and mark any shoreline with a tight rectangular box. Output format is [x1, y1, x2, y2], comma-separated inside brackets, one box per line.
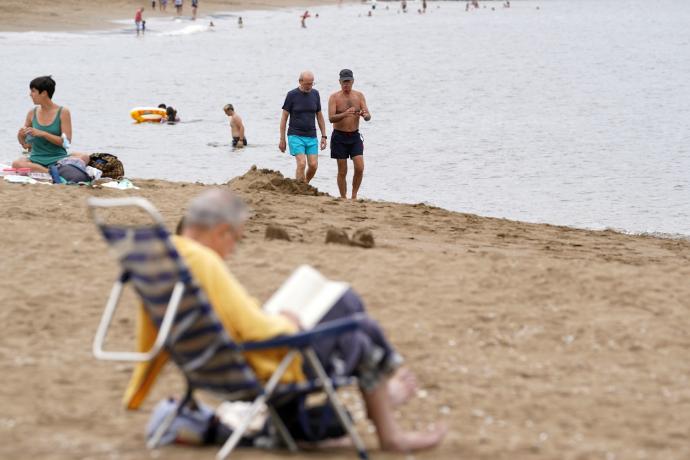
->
[0, 0, 348, 32]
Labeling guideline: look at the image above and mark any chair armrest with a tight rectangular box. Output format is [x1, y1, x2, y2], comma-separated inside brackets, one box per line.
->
[240, 314, 364, 352]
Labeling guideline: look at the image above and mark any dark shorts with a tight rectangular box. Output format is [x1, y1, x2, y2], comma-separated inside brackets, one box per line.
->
[330, 130, 363, 160]
[232, 137, 247, 146]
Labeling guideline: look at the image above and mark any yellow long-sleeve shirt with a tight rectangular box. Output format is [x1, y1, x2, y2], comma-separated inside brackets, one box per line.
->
[123, 235, 304, 410]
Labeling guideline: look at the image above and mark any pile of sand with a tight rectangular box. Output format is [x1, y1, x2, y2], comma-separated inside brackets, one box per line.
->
[229, 165, 325, 196]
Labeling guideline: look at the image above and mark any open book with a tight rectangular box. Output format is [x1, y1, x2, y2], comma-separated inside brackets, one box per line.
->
[263, 265, 350, 329]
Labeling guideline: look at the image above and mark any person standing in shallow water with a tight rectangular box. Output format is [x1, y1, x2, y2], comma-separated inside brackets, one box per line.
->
[223, 104, 247, 148]
[279, 71, 327, 183]
[328, 69, 370, 200]
[14, 76, 89, 172]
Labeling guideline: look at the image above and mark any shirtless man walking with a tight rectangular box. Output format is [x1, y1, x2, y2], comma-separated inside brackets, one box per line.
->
[328, 69, 371, 200]
[223, 104, 246, 148]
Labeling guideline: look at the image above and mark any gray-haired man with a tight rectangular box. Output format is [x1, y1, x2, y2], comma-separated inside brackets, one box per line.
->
[142, 189, 447, 452]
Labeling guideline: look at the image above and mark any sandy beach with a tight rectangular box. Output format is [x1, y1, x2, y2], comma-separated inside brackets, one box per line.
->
[1, 167, 689, 459]
[0, 0, 345, 31]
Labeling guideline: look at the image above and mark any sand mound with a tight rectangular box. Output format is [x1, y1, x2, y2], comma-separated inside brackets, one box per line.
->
[229, 165, 326, 196]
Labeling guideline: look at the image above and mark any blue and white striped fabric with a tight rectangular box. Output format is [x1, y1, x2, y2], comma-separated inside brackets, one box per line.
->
[97, 224, 355, 401]
[99, 224, 261, 400]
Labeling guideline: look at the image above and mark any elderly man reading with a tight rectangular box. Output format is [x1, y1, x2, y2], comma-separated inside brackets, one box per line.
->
[125, 189, 446, 452]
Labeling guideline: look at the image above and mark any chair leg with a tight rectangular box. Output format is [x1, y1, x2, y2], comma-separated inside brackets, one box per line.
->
[216, 351, 298, 460]
[304, 348, 368, 460]
[267, 404, 298, 452]
[147, 387, 195, 449]
[216, 394, 267, 460]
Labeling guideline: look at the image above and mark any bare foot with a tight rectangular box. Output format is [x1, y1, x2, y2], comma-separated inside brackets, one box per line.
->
[388, 368, 418, 407]
[381, 424, 448, 452]
[298, 436, 352, 450]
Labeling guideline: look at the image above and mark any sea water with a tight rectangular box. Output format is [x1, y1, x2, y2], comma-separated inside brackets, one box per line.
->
[0, 0, 688, 235]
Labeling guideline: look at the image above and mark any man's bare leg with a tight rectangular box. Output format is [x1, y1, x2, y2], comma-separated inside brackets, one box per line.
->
[295, 154, 307, 182]
[11, 157, 48, 173]
[363, 377, 447, 452]
[336, 159, 348, 199]
[351, 155, 364, 200]
[306, 154, 318, 183]
[388, 367, 418, 407]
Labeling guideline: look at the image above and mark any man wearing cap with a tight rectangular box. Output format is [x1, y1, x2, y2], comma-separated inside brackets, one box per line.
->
[223, 103, 247, 148]
[125, 189, 447, 452]
[328, 69, 371, 200]
[279, 71, 328, 183]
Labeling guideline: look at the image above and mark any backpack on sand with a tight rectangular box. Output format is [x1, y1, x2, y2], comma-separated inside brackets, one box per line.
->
[88, 153, 125, 179]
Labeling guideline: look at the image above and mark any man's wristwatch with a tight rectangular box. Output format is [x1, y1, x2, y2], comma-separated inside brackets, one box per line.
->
[322, 135, 327, 139]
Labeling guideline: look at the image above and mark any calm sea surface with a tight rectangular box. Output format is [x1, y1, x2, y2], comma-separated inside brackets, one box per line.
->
[1, 0, 689, 235]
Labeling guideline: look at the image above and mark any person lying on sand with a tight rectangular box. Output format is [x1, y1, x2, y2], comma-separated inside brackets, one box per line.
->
[125, 189, 447, 453]
[14, 76, 89, 173]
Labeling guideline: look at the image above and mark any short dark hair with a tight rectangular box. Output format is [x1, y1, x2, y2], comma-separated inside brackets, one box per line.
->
[224, 104, 234, 112]
[30, 76, 56, 99]
[158, 103, 167, 109]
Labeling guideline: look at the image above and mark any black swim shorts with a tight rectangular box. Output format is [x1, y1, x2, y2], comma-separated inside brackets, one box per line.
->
[232, 137, 248, 146]
[330, 129, 363, 160]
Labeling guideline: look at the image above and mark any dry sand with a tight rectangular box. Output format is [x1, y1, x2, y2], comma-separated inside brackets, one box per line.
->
[1, 167, 689, 459]
[0, 0, 345, 32]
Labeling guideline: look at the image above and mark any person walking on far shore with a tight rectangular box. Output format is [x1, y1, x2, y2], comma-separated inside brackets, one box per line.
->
[191, 0, 198, 19]
[328, 69, 370, 200]
[279, 71, 327, 183]
[175, 0, 183, 15]
[135, 7, 144, 35]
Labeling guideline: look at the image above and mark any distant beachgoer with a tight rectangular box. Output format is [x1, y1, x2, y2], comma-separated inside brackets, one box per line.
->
[209, 20, 215, 27]
[223, 104, 247, 148]
[504, 0, 510, 7]
[422, 0, 427, 13]
[161, 106, 180, 124]
[238, 16, 243, 28]
[14, 76, 90, 173]
[372, 0, 377, 10]
[135, 7, 144, 35]
[315, 13, 319, 18]
[151, 0, 156, 10]
[191, 0, 198, 20]
[368, 10, 372, 17]
[279, 71, 327, 183]
[175, 0, 183, 15]
[466, 1, 470, 11]
[401, 0, 407, 13]
[301, 10, 311, 28]
[327, 69, 371, 200]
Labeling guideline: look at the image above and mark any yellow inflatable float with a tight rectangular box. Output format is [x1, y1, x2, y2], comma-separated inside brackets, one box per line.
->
[130, 107, 167, 123]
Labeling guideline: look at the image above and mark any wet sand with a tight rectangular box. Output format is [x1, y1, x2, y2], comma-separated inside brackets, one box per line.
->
[0, 0, 345, 31]
[1, 167, 689, 459]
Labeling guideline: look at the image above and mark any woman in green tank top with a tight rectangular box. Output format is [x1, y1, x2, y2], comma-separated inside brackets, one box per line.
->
[13, 76, 89, 173]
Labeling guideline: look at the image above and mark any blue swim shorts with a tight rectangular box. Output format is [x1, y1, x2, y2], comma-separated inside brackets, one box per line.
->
[287, 135, 319, 156]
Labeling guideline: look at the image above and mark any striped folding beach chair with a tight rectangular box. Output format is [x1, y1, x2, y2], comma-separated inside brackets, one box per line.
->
[88, 197, 368, 460]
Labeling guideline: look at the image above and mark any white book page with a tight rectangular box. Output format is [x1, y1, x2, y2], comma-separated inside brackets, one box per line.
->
[263, 265, 349, 329]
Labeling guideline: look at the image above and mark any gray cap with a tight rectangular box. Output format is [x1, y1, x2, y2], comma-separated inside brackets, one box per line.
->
[339, 69, 354, 81]
[184, 189, 250, 228]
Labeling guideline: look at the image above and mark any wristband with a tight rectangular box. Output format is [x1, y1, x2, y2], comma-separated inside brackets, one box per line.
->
[322, 135, 327, 139]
